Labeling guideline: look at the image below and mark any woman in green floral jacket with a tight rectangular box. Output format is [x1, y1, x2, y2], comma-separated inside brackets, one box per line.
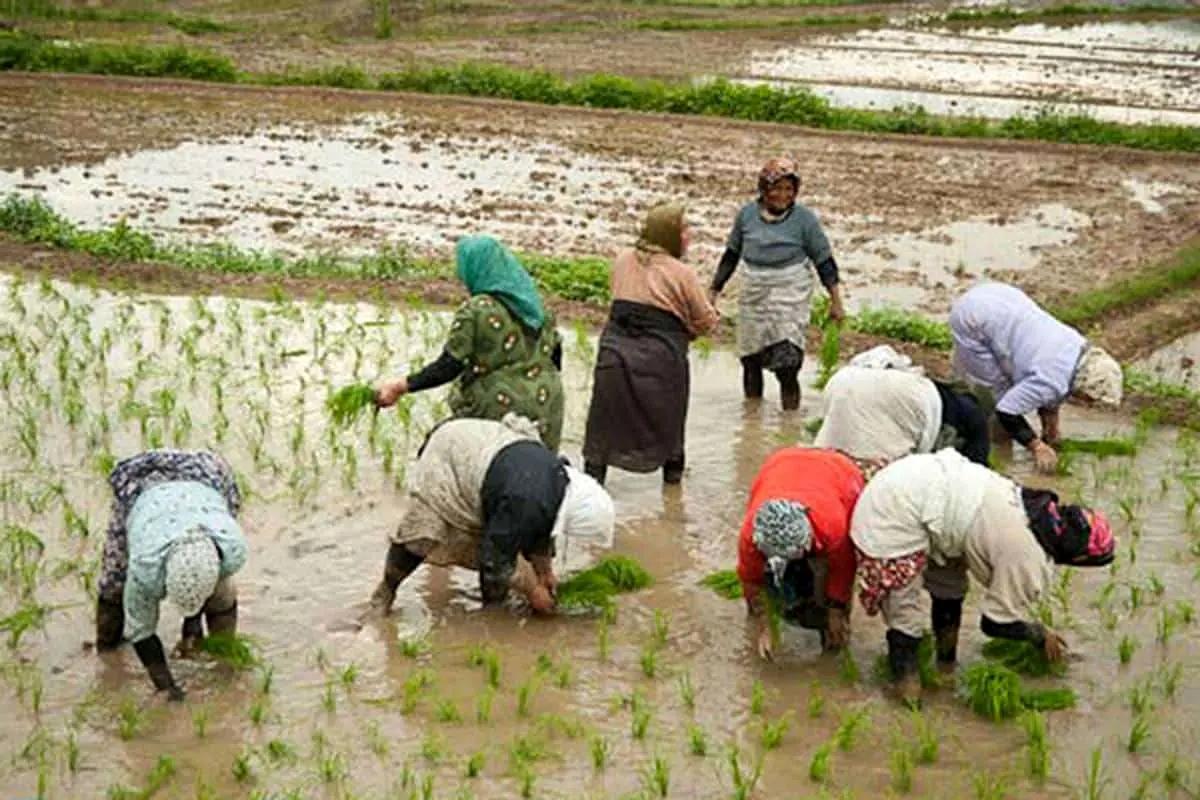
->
[376, 235, 565, 450]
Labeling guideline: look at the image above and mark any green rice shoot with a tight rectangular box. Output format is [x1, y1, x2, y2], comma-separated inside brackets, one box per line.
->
[326, 383, 377, 427]
[699, 569, 742, 600]
[1057, 437, 1138, 458]
[980, 639, 1066, 677]
[199, 632, 259, 670]
[958, 662, 1076, 721]
[557, 556, 653, 612]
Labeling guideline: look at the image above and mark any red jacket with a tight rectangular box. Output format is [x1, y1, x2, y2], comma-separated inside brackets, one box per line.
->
[736, 448, 864, 605]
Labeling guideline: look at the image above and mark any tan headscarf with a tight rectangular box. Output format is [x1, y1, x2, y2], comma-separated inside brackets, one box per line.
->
[1070, 346, 1123, 408]
[636, 203, 685, 260]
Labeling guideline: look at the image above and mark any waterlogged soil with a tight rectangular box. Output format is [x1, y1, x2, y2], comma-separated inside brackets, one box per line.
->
[3, 74, 1199, 315]
[2, 271, 1200, 799]
[737, 20, 1200, 125]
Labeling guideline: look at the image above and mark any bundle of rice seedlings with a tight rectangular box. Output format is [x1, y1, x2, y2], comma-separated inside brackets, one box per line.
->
[1019, 687, 1076, 712]
[1058, 437, 1137, 458]
[958, 662, 1076, 721]
[326, 383, 377, 427]
[199, 632, 259, 670]
[699, 570, 742, 600]
[980, 639, 1065, 677]
[557, 556, 652, 612]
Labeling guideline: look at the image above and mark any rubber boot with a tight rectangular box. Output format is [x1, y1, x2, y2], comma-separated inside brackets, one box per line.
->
[205, 601, 238, 637]
[931, 596, 963, 675]
[584, 460, 608, 486]
[133, 635, 184, 701]
[369, 542, 423, 614]
[662, 454, 685, 485]
[741, 358, 764, 400]
[886, 628, 923, 709]
[95, 596, 124, 650]
[778, 369, 801, 411]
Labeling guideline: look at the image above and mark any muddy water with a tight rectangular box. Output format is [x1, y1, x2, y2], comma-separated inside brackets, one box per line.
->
[2, 272, 1200, 798]
[1136, 329, 1200, 390]
[737, 20, 1200, 125]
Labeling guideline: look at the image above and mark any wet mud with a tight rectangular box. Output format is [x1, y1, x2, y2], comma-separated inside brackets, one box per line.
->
[1, 272, 1199, 798]
[3, 74, 1199, 315]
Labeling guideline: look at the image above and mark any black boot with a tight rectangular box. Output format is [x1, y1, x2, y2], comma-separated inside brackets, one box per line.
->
[95, 596, 124, 650]
[369, 543, 423, 614]
[777, 368, 801, 411]
[886, 629, 923, 708]
[133, 635, 184, 701]
[662, 454, 685, 485]
[584, 460, 608, 486]
[931, 596, 963, 671]
[741, 356, 764, 399]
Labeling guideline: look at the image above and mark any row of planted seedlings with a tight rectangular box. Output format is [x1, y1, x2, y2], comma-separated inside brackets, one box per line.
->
[0, 272, 468, 797]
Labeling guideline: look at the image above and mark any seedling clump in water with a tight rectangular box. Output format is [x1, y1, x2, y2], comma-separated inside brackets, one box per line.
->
[326, 383, 377, 427]
[556, 555, 653, 611]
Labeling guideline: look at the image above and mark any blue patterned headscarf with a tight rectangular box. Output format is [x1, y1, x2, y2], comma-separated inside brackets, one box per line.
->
[455, 235, 546, 331]
[752, 499, 813, 584]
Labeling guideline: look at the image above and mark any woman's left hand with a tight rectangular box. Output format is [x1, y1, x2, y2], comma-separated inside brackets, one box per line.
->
[375, 378, 408, 408]
[828, 296, 847, 323]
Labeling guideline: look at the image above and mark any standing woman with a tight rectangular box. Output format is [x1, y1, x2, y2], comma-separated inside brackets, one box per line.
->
[377, 235, 565, 450]
[582, 204, 719, 485]
[711, 158, 847, 410]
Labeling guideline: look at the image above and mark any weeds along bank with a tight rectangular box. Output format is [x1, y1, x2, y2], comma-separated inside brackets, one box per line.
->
[3, 269, 1200, 797]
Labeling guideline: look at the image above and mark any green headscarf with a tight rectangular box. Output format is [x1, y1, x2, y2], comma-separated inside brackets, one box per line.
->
[636, 203, 685, 259]
[455, 235, 546, 331]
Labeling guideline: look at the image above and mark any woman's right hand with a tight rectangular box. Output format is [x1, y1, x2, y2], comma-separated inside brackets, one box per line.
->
[375, 378, 408, 408]
[528, 584, 557, 615]
[756, 622, 774, 662]
[1042, 628, 1068, 662]
[1031, 439, 1058, 474]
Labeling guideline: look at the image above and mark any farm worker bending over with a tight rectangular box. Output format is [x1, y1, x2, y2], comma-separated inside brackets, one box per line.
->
[950, 282, 1123, 474]
[369, 414, 615, 616]
[737, 447, 868, 660]
[95, 450, 247, 701]
[815, 345, 990, 465]
[850, 450, 1115, 705]
[710, 157, 846, 411]
[376, 235, 565, 450]
[582, 203, 719, 486]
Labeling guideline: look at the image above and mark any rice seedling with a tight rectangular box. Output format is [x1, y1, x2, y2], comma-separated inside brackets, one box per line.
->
[1084, 748, 1110, 800]
[911, 710, 939, 764]
[65, 729, 79, 773]
[318, 751, 347, 784]
[838, 648, 860, 684]
[590, 735, 610, 771]
[482, 649, 501, 687]
[554, 661, 573, 689]
[1163, 753, 1187, 790]
[475, 686, 495, 723]
[192, 706, 209, 738]
[339, 662, 359, 689]
[728, 745, 764, 800]
[833, 706, 870, 751]
[266, 739, 296, 764]
[890, 740, 914, 794]
[748, 679, 766, 715]
[632, 701, 652, 740]
[322, 680, 337, 713]
[640, 644, 659, 678]
[596, 617, 610, 661]
[465, 750, 486, 778]
[652, 609, 670, 648]
[402, 668, 435, 714]
[117, 697, 143, 740]
[518, 766, 535, 799]
[557, 555, 653, 611]
[1127, 714, 1151, 753]
[760, 713, 790, 750]
[326, 383, 377, 427]
[972, 771, 1009, 800]
[1129, 681, 1155, 714]
[248, 697, 268, 726]
[808, 682, 826, 718]
[517, 676, 540, 717]
[687, 723, 708, 756]
[421, 732, 446, 764]
[199, 631, 258, 669]
[1161, 661, 1183, 699]
[1020, 711, 1048, 781]
[232, 750, 254, 783]
[1119, 635, 1139, 665]
[535, 652, 555, 674]
[809, 742, 832, 783]
[436, 697, 462, 723]
[699, 569, 742, 599]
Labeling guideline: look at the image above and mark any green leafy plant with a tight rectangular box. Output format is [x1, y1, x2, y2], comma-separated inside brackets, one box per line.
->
[556, 555, 653, 611]
[699, 569, 742, 599]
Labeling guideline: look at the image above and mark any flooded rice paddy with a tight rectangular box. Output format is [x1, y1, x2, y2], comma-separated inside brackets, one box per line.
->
[2, 273, 1200, 798]
[4, 75, 1199, 316]
[736, 20, 1200, 125]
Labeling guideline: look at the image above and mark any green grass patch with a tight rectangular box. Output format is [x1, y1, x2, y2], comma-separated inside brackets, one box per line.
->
[939, 3, 1200, 25]
[1057, 436, 1139, 458]
[199, 632, 259, 670]
[631, 12, 885, 31]
[2, 0, 234, 35]
[0, 195, 610, 303]
[3, 33, 1198, 153]
[699, 569, 742, 599]
[980, 639, 1065, 678]
[557, 555, 653, 611]
[958, 662, 1076, 721]
[1053, 240, 1200, 328]
[849, 306, 953, 350]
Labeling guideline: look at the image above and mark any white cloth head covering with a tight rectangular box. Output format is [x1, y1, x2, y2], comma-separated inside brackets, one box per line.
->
[1070, 346, 1123, 408]
[551, 467, 616, 550]
[752, 499, 813, 584]
[164, 527, 220, 616]
[848, 344, 920, 373]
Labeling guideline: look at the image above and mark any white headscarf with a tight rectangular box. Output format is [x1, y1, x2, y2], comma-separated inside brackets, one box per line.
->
[551, 467, 616, 550]
[165, 527, 220, 616]
[1071, 346, 1123, 408]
